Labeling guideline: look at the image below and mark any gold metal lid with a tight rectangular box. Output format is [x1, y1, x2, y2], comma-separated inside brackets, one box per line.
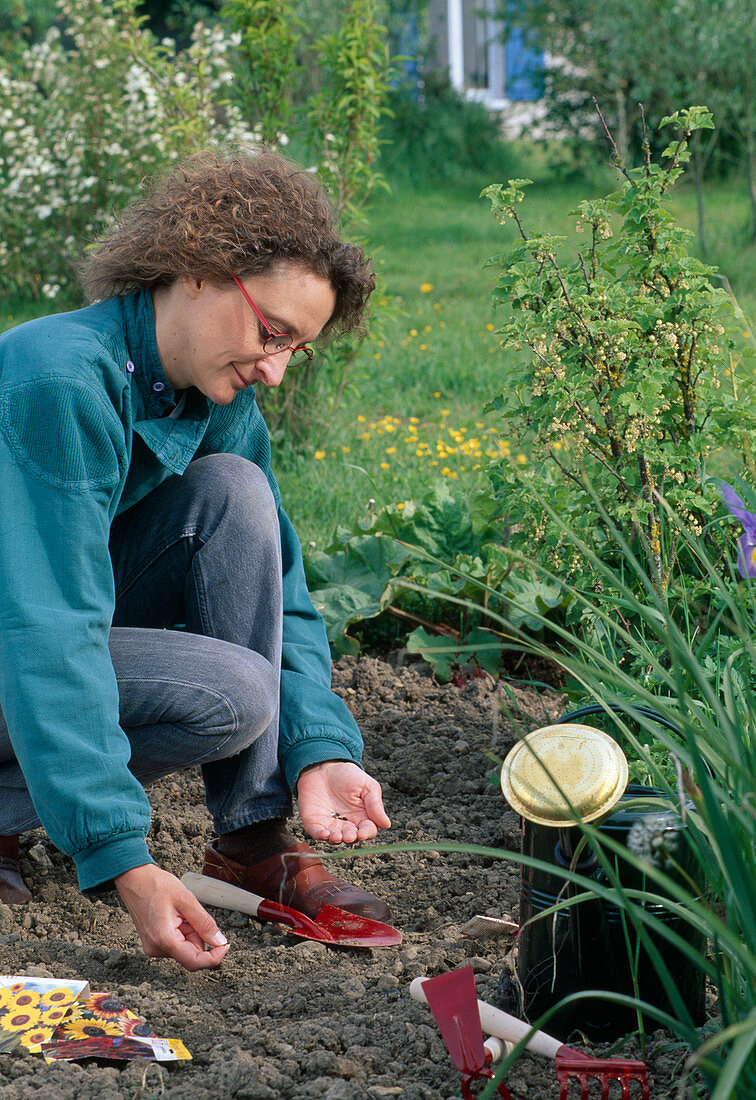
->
[500, 723, 628, 826]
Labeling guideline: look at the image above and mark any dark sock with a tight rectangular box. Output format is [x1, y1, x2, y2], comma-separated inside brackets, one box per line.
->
[215, 819, 299, 865]
[0, 835, 20, 860]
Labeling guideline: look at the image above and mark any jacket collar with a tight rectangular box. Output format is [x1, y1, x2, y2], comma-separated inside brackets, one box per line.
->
[122, 289, 179, 418]
[121, 289, 213, 474]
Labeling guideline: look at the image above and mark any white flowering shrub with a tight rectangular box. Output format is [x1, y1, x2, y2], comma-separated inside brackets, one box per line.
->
[0, 0, 258, 301]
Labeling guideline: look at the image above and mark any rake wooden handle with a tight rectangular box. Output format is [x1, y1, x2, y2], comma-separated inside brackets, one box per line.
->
[483, 1035, 513, 1064]
[409, 976, 562, 1060]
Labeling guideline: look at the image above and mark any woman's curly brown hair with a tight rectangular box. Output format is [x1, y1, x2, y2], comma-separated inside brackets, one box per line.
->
[79, 149, 375, 338]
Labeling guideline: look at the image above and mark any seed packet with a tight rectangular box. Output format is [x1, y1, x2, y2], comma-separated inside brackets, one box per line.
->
[42, 1034, 191, 1062]
[0, 976, 91, 1054]
[41, 991, 191, 1062]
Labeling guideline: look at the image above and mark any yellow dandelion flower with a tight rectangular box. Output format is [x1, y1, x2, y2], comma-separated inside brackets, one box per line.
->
[516, 454, 528, 464]
[486, 323, 495, 331]
[360, 432, 371, 441]
[357, 414, 366, 422]
[410, 328, 418, 337]
[314, 450, 326, 460]
[410, 416, 419, 424]
[415, 449, 424, 457]
[420, 283, 433, 293]
[397, 502, 405, 510]
[373, 353, 381, 360]
[341, 445, 351, 453]
[380, 462, 389, 469]
[423, 325, 432, 333]
[441, 409, 450, 417]
[431, 460, 438, 467]
[476, 421, 484, 429]
[433, 391, 441, 398]
[378, 340, 385, 348]
[419, 344, 428, 351]
[386, 446, 396, 455]
[385, 423, 395, 433]
[449, 471, 458, 478]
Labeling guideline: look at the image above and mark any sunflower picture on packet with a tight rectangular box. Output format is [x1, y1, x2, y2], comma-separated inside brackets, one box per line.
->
[42, 991, 191, 1062]
[0, 976, 90, 1054]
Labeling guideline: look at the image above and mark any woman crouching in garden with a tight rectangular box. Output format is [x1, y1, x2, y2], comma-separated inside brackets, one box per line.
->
[0, 150, 391, 971]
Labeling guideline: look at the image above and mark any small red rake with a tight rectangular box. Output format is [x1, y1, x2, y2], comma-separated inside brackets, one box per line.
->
[410, 968, 650, 1100]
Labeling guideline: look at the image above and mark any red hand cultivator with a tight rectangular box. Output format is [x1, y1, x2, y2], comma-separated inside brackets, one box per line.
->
[410, 968, 650, 1100]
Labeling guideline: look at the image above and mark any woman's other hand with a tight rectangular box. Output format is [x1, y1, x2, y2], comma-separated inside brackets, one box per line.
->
[296, 760, 391, 844]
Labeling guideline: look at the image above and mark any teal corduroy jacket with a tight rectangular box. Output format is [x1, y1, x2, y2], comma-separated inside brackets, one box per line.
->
[0, 291, 362, 890]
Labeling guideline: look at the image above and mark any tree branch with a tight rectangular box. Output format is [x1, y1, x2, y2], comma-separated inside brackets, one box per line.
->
[594, 97, 634, 184]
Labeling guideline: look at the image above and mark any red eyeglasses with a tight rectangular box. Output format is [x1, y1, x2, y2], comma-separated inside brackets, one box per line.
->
[232, 276, 313, 363]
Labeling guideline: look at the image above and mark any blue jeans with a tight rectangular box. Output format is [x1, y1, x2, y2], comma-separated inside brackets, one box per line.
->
[0, 454, 292, 837]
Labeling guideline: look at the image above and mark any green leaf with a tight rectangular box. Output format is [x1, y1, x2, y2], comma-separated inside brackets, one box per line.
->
[406, 627, 459, 681]
[305, 535, 409, 643]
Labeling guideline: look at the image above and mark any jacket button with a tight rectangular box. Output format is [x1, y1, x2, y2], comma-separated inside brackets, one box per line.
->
[152, 381, 165, 392]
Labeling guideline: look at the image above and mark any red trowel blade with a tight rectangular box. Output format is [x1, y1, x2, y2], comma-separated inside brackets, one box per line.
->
[315, 904, 403, 947]
[418, 967, 487, 1075]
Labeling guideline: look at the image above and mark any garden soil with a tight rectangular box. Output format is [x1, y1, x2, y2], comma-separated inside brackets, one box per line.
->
[0, 656, 700, 1099]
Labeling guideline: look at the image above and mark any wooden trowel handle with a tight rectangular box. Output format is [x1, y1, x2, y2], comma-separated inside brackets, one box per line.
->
[409, 976, 562, 1060]
[181, 872, 265, 917]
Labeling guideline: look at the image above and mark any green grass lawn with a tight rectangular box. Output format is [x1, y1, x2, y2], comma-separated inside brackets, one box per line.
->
[277, 169, 756, 545]
[3, 163, 754, 548]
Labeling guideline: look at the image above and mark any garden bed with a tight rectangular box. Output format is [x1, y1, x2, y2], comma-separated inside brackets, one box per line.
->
[0, 656, 700, 1098]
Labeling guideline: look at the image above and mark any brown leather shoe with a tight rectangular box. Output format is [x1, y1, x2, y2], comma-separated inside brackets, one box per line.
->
[0, 836, 31, 905]
[203, 840, 391, 923]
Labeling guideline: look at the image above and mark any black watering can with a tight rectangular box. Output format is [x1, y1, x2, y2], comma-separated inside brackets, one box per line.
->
[500, 704, 707, 1041]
